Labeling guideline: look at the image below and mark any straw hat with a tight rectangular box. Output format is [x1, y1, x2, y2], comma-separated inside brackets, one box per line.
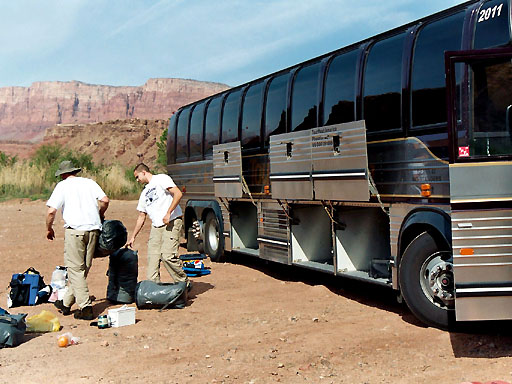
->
[55, 160, 81, 177]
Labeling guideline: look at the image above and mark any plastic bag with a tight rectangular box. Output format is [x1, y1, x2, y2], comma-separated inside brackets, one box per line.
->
[26, 310, 60, 333]
[96, 220, 128, 257]
[57, 332, 79, 347]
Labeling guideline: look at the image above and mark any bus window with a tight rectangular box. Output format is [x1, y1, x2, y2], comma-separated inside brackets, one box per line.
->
[265, 72, 290, 144]
[291, 61, 321, 131]
[176, 107, 191, 162]
[241, 81, 264, 148]
[323, 50, 357, 126]
[474, 0, 510, 49]
[411, 12, 464, 128]
[469, 58, 512, 157]
[189, 102, 205, 159]
[363, 33, 405, 133]
[167, 113, 177, 165]
[221, 89, 243, 144]
[205, 96, 222, 157]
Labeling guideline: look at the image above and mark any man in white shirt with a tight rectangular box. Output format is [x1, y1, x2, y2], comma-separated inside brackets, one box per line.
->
[46, 160, 109, 320]
[127, 163, 188, 286]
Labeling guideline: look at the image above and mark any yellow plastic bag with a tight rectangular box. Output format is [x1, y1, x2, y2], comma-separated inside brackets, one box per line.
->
[26, 310, 61, 332]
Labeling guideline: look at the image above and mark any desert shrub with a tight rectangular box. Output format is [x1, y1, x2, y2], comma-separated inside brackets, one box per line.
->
[0, 151, 17, 167]
[155, 127, 168, 171]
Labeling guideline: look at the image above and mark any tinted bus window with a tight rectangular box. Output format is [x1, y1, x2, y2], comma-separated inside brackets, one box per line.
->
[189, 102, 205, 159]
[167, 113, 177, 165]
[324, 50, 357, 126]
[411, 12, 464, 127]
[474, 0, 510, 49]
[363, 33, 405, 132]
[222, 89, 243, 143]
[205, 96, 222, 157]
[241, 81, 264, 148]
[176, 107, 191, 162]
[265, 72, 290, 143]
[291, 62, 321, 131]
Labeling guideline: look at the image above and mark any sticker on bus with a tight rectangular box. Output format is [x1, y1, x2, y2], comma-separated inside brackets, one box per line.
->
[458, 146, 470, 157]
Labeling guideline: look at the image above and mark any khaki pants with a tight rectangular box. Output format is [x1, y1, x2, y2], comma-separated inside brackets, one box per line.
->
[63, 229, 99, 309]
[147, 217, 187, 283]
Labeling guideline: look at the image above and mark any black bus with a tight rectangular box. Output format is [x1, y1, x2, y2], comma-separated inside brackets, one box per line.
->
[167, 0, 512, 329]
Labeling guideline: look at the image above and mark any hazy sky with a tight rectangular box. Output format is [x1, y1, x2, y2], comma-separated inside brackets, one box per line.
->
[0, 0, 468, 88]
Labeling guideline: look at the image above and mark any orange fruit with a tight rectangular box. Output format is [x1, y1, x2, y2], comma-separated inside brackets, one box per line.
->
[57, 335, 69, 347]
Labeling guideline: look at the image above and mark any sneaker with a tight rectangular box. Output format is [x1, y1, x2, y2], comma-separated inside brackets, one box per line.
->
[187, 281, 193, 292]
[74, 306, 94, 320]
[53, 300, 71, 316]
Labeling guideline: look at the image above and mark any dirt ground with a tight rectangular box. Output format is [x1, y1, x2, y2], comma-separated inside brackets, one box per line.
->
[1, 199, 512, 384]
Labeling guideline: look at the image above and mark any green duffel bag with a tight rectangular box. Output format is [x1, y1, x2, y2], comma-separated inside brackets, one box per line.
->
[0, 313, 27, 348]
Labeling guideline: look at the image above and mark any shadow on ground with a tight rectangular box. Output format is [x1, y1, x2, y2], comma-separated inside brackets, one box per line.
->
[223, 251, 512, 356]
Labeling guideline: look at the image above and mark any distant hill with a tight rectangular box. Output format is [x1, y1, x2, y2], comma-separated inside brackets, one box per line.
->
[0, 78, 229, 142]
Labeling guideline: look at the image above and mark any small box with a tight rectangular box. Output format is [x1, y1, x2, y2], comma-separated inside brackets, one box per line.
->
[108, 305, 136, 327]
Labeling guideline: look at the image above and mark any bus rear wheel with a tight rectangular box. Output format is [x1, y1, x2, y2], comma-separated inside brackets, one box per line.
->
[399, 231, 455, 330]
[204, 212, 224, 262]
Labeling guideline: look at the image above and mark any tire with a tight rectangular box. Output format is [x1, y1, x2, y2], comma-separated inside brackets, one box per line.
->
[399, 231, 455, 330]
[204, 212, 224, 262]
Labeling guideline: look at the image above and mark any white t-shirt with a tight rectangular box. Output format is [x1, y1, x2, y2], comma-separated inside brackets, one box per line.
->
[47, 177, 107, 231]
[136, 174, 183, 227]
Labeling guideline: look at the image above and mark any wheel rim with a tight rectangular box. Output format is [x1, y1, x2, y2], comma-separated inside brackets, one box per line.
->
[207, 220, 219, 253]
[419, 251, 455, 309]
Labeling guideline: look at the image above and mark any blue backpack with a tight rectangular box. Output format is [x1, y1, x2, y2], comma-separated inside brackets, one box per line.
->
[9, 268, 47, 307]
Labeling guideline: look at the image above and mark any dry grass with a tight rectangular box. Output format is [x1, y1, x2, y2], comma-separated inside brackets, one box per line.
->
[0, 161, 139, 201]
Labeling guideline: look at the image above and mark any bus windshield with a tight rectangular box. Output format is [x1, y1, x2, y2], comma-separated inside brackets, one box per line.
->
[467, 58, 512, 157]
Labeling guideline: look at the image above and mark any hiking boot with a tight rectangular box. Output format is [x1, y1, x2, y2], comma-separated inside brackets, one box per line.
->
[74, 306, 94, 320]
[53, 300, 71, 316]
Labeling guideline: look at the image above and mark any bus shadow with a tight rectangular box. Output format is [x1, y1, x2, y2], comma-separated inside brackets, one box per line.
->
[226, 253, 407, 320]
[226, 253, 512, 356]
[449, 321, 512, 358]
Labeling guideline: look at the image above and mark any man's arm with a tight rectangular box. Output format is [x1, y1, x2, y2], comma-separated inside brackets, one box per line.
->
[127, 211, 147, 248]
[46, 207, 57, 241]
[98, 196, 109, 221]
[162, 186, 183, 225]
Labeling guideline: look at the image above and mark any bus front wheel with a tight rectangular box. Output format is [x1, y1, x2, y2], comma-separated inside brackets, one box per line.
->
[204, 212, 224, 262]
[399, 231, 455, 330]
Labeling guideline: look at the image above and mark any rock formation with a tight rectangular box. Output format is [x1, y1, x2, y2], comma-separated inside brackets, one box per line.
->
[0, 78, 229, 142]
[43, 119, 167, 168]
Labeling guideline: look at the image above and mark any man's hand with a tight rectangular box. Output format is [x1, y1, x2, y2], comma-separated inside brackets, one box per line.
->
[47, 227, 55, 241]
[163, 212, 171, 225]
[126, 236, 136, 249]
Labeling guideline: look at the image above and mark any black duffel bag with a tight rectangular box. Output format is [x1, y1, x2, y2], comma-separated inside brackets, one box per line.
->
[0, 313, 27, 348]
[107, 248, 138, 304]
[135, 280, 187, 310]
[96, 220, 128, 258]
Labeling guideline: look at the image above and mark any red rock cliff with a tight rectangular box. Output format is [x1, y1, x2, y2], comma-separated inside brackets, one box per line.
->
[0, 78, 229, 142]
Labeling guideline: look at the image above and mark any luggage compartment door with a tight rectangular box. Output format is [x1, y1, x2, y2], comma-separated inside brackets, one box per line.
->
[213, 142, 243, 198]
[269, 130, 313, 200]
[311, 121, 370, 201]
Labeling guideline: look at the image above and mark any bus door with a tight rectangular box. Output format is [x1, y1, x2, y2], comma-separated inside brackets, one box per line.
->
[446, 48, 512, 321]
[213, 142, 243, 198]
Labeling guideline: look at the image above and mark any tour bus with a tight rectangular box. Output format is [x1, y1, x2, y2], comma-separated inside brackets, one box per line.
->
[167, 0, 512, 329]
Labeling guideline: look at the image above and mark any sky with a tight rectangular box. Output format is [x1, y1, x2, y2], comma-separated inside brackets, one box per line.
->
[0, 0, 469, 88]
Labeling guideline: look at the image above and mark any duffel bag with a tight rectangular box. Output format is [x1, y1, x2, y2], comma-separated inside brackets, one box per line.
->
[0, 313, 27, 348]
[107, 248, 138, 304]
[135, 280, 187, 310]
